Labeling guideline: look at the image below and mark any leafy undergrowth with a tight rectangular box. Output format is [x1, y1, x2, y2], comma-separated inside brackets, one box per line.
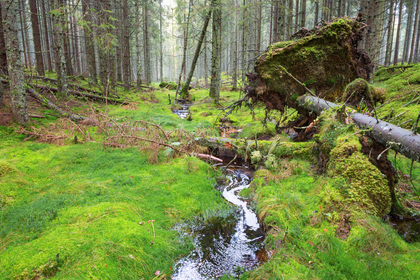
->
[0, 127, 230, 279]
[241, 159, 420, 279]
[374, 64, 420, 131]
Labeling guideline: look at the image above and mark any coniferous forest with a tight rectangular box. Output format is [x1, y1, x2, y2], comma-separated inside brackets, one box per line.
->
[1, 0, 420, 279]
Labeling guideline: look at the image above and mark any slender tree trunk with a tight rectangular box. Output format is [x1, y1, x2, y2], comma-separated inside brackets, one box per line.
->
[394, 0, 403, 65]
[301, 0, 306, 27]
[210, 0, 221, 104]
[1, 0, 28, 123]
[402, 4, 414, 64]
[159, 0, 163, 83]
[71, 0, 81, 74]
[123, 0, 131, 90]
[315, 0, 319, 26]
[19, 0, 30, 70]
[256, 0, 261, 55]
[135, 1, 142, 88]
[144, 0, 150, 84]
[82, 0, 97, 85]
[294, 0, 299, 32]
[415, 8, 420, 62]
[409, 0, 420, 63]
[384, 0, 394, 65]
[180, 0, 214, 98]
[0, 4, 8, 76]
[52, 0, 68, 96]
[175, 0, 191, 98]
[272, 0, 279, 43]
[232, 0, 238, 90]
[287, 0, 293, 38]
[29, 0, 45, 76]
[41, 0, 53, 72]
[204, 33, 208, 86]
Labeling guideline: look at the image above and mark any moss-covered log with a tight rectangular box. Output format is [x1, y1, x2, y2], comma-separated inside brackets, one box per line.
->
[28, 88, 85, 121]
[297, 95, 420, 163]
[248, 18, 371, 113]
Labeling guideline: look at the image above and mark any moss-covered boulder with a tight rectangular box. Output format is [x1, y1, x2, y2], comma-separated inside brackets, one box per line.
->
[248, 18, 371, 113]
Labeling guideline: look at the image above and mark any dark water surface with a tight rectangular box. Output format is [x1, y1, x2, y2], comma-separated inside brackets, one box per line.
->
[172, 158, 267, 279]
[389, 214, 420, 242]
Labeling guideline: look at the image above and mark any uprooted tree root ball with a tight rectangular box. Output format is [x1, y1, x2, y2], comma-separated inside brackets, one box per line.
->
[247, 18, 372, 115]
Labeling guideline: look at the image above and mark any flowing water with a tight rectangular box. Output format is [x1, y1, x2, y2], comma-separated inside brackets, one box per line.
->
[173, 99, 191, 119]
[172, 158, 267, 279]
[389, 214, 420, 243]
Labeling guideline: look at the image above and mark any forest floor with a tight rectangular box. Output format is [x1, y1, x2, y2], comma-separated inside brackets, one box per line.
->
[1, 67, 420, 279]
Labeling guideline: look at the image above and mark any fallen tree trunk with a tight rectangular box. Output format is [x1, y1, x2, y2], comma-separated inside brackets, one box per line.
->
[28, 88, 85, 121]
[29, 84, 128, 105]
[298, 95, 420, 162]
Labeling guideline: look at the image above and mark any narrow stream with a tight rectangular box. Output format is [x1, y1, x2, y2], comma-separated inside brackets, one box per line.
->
[172, 158, 267, 279]
[172, 99, 190, 119]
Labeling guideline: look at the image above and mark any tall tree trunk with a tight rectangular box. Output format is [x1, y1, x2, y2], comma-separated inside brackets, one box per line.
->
[204, 33, 208, 87]
[52, 0, 68, 96]
[135, 1, 142, 88]
[315, 0, 319, 26]
[402, 4, 414, 64]
[256, 0, 261, 55]
[301, 0, 306, 28]
[63, 2, 73, 77]
[278, 0, 285, 40]
[29, 0, 45, 76]
[415, 8, 420, 62]
[384, 0, 394, 65]
[272, 0, 279, 43]
[41, 0, 53, 72]
[409, 0, 420, 63]
[175, 0, 191, 98]
[123, 0, 131, 91]
[287, 0, 293, 38]
[144, 0, 150, 84]
[19, 0, 31, 70]
[209, 0, 221, 104]
[82, 0, 97, 85]
[159, 0, 163, 83]
[393, 0, 403, 65]
[71, 0, 81, 74]
[0, 3, 8, 76]
[180, 0, 214, 98]
[232, 0, 238, 90]
[1, 0, 28, 123]
[294, 0, 299, 32]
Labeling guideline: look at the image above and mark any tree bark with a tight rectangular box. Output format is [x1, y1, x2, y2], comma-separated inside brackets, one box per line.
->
[52, 0, 68, 97]
[41, 0, 53, 71]
[272, 0, 279, 43]
[0, 3, 8, 76]
[393, 0, 403, 65]
[159, 0, 163, 83]
[144, 0, 151, 84]
[402, 3, 414, 64]
[123, 0, 131, 91]
[29, 0, 45, 76]
[300, 0, 306, 28]
[209, 0, 221, 104]
[1, 0, 28, 123]
[385, 0, 395, 66]
[232, 0, 238, 90]
[82, 0, 97, 85]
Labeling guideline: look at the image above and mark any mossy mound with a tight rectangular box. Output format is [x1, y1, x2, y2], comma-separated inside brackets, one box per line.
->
[159, 81, 177, 90]
[343, 78, 386, 111]
[327, 136, 391, 217]
[248, 18, 371, 113]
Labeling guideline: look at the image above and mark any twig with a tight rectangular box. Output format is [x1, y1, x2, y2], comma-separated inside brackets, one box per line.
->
[388, 111, 407, 123]
[377, 146, 392, 160]
[278, 65, 316, 97]
[413, 111, 420, 135]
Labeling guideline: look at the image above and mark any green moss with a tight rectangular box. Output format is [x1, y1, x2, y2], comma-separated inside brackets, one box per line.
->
[327, 136, 391, 217]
